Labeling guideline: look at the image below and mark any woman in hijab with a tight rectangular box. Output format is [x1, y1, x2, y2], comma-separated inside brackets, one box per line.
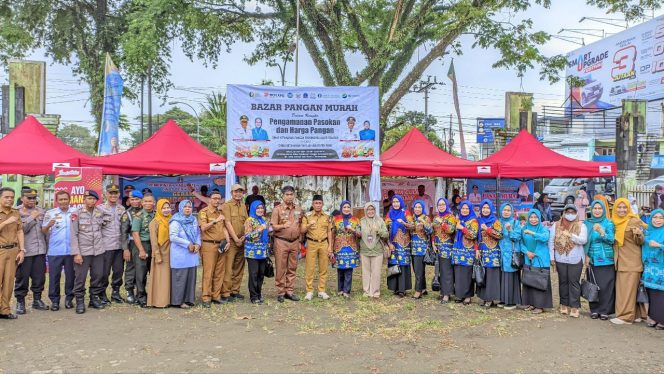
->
[520, 209, 552, 314]
[169, 200, 201, 308]
[432, 198, 457, 303]
[499, 203, 522, 309]
[332, 201, 361, 298]
[451, 200, 479, 305]
[411, 200, 433, 299]
[385, 195, 414, 297]
[244, 201, 269, 304]
[477, 199, 503, 308]
[147, 199, 172, 308]
[594, 194, 612, 219]
[549, 204, 587, 318]
[642, 209, 664, 330]
[584, 200, 616, 320]
[534, 193, 553, 224]
[359, 202, 389, 298]
[575, 189, 590, 222]
[610, 197, 647, 325]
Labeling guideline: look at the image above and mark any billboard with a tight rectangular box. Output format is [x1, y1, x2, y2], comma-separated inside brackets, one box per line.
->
[227, 85, 379, 161]
[504, 92, 533, 131]
[565, 15, 664, 110]
[53, 167, 103, 209]
[8, 60, 46, 128]
[467, 178, 535, 216]
[477, 118, 505, 143]
[119, 175, 226, 212]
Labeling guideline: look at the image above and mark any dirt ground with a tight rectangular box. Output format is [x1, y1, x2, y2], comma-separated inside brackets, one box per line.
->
[1, 265, 662, 373]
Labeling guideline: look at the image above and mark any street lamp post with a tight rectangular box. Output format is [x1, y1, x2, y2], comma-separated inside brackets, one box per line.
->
[168, 101, 200, 142]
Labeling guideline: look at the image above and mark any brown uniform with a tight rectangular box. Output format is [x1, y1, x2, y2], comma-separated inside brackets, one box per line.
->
[221, 200, 248, 297]
[0, 208, 23, 315]
[302, 211, 332, 293]
[271, 202, 303, 296]
[198, 206, 227, 302]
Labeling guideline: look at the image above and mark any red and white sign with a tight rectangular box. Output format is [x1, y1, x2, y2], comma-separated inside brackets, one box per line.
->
[54, 167, 103, 209]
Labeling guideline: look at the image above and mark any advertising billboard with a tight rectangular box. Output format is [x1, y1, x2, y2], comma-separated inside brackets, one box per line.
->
[53, 167, 103, 209]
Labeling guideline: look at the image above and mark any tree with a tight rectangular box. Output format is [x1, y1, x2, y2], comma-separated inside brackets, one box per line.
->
[199, 92, 228, 157]
[382, 111, 444, 151]
[58, 123, 97, 155]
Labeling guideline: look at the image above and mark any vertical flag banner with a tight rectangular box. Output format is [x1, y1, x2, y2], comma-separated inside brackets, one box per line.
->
[98, 53, 123, 155]
[447, 60, 467, 159]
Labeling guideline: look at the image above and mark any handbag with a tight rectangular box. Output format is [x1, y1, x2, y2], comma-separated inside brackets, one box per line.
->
[217, 239, 229, 254]
[521, 256, 549, 291]
[472, 261, 486, 288]
[637, 283, 649, 304]
[263, 257, 275, 278]
[510, 241, 524, 269]
[431, 257, 440, 291]
[423, 248, 436, 266]
[580, 266, 600, 303]
[387, 264, 401, 277]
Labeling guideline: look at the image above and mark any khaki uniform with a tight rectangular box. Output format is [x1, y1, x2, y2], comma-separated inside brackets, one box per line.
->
[302, 211, 332, 293]
[0, 208, 22, 315]
[221, 200, 247, 297]
[198, 206, 227, 302]
[271, 203, 302, 296]
[71, 207, 105, 301]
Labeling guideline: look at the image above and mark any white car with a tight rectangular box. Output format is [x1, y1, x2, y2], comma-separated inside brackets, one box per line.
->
[644, 176, 664, 188]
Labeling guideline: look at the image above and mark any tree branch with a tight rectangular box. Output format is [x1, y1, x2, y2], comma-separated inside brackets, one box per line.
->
[193, 0, 279, 19]
[339, 0, 374, 58]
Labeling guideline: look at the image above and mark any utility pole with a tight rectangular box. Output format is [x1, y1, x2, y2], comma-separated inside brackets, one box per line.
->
[410, 75, 444, 120]
[147, 66, 153, 136]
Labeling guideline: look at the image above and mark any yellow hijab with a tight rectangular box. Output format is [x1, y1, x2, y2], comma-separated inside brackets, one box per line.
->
[155, 199, 172, 246]
[611, 197, 641, 246]
[594, 194, 612, 219]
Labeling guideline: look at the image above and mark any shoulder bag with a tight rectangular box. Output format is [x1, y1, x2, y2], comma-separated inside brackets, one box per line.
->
[580, 265, 600, 303]
[521, 256, 550, 291]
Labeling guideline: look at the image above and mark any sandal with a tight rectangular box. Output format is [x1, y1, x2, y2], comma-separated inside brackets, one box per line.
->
[463, 298, 471, 305]
[559, 306, 569, 315]
[570, 308, 580, 318]
[180, 304, 190, 309]
[524, 305, 535, 311]
[656, 324, 664, 330]
[412, 292, 422, 299]
[531, 308, 543, 314]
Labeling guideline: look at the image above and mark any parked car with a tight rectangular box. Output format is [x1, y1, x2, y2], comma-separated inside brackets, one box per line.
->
[543, 177, 615, 208]
[644, 176, 664, 188]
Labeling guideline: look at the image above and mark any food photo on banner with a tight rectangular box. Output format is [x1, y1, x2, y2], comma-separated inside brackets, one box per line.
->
[119, 175, 226, 212]
[467, 178, 534, 217]
[53, 167, 104, 209]
[226, 85, 379, 161]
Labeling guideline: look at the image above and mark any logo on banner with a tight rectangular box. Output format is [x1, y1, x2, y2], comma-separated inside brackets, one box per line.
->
[477, 166, 492, 174]
[599, 165, 613, 174]
[568, 51, 609, 73]
[612, 45, 637, 81]
[209, 163, 226, 172]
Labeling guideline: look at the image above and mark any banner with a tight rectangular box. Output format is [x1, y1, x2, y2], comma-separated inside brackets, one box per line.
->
[54, 167, 103, 209]
[467, 178, 534, 216]
[381, 179, 436, 211]
[120, 175, 226, 212]
[226, 85, 379, 161]
[477, 118, 505, 143]
[98, 53, 123, 155]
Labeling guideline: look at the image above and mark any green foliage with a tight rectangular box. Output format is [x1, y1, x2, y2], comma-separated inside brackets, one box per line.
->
[58, 123, 97, 155]
[382, 111, 444, 152]
[199, 92, 228, 157]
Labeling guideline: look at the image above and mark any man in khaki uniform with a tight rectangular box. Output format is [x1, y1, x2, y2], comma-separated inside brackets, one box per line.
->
[198, 190, 230, 307]
[71, 191, 106, 314]
[221, 184, 248, 301]
[271, 185, 302, 303]
[300, 194, 332, 301]
[0, 188, 25, 319]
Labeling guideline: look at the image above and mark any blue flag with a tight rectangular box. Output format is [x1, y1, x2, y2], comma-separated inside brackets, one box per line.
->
[98, 53, 123, 155]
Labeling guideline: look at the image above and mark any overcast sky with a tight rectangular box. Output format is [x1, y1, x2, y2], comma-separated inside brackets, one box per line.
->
[0, 0, 659, 150]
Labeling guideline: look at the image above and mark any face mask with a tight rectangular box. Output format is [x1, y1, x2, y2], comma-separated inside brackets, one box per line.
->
[564, 213, 577, 221]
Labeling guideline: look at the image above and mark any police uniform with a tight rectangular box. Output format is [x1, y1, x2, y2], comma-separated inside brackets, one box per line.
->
[221, 187, 248, 299]
[43, 205, 76, 310]
[14, 189, 48, 313]
[121, 200, 143, 302]
[198, 205, 227, 303]
[302, 206, 332, 295]
[71, 191, 106, 313]
[0, 205, 23, 318]
[99, 184, 126, 302]
[131, 207, 155, 306]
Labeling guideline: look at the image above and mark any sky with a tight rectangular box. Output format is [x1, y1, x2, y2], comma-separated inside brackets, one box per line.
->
[0, 0, 660, 152]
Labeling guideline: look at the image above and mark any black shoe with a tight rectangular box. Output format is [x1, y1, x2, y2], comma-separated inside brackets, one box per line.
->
[259, 297, 265, 303]
[277, 295, 285, 303]
[454, 298, 463, 303]
[230, 293, 245, 300]
[422, 290, 428, 296]
[600, 314, 609, 321]
[32, 299, 49, 311]
[126, 290, 136, 304]
[89, 296, 106, 309]
[590, 313, 599, 319]
[99, 293, 111, 305]
[64, 299, 74, 309]
[218, 297, 231, 304]
[15, 300, 26, 315]
[0, 313, 18, 319]
[284, 293, 300, 301]
[75, 301, 86, 314]
[251, 299, 261, 304]
[202, 302, 211, 308]
[111, 290, 124, 303]
[211, 299, 223, 305]
[50, 304, 60, 312]
[440, 298, 449, 304]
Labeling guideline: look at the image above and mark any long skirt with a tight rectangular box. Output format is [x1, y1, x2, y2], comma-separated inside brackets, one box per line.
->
[522, 270, 553, 309]
[411, 256, 426, 292]
[587, 264, 615, 316]
[647, 288, 664, 324]
[147, 255, 171, 308]
[171, 267, 196, 306]
[500, 270, 522, 306]
[478, 267, 501, 302]
[615, 271, 647, 322]
[438, 257, 454, 297]
[453, 265, 474, 299]
[387, 265, 412, 294]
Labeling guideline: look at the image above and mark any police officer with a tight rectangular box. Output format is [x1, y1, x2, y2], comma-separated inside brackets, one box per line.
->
[71, 191, 106, 314]
[15, 188, 48, 314]
[99, 184, 126, 303]
[300, 194, 333, 301]
[0, 187, 25, 319]
[121, 190, 143, 304]
[131, 193, 155, 307]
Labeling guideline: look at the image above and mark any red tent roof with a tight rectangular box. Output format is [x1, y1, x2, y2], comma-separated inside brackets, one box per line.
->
[82, 119, 226, 175]
[483, 130, 617, 177]
[234, 161, 371, 176]
[0, 116, 90, 174]
[380, 128, 496, 177]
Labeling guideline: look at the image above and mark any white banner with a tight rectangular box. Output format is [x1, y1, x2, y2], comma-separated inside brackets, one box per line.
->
[565, 15, 664, 109]
[227, 85, 379, 162]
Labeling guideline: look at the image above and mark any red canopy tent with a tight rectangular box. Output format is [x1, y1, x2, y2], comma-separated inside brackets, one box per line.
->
[82, 119, 226, 175]
[234, 161, 371, 176]
[0, 116, 90, 174]
[483, 130, 617, 178]
[380, 128, 497, 177]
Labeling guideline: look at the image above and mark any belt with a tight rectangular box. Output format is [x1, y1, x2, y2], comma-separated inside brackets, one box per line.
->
[306, 237, 328, 243]
[0, 243, 17, 249]
[274, 236, 299, 243]
[202, 239, 225, 244]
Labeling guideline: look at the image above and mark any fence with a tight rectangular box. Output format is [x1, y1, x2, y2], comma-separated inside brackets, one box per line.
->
[629, 185, 654, 211]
